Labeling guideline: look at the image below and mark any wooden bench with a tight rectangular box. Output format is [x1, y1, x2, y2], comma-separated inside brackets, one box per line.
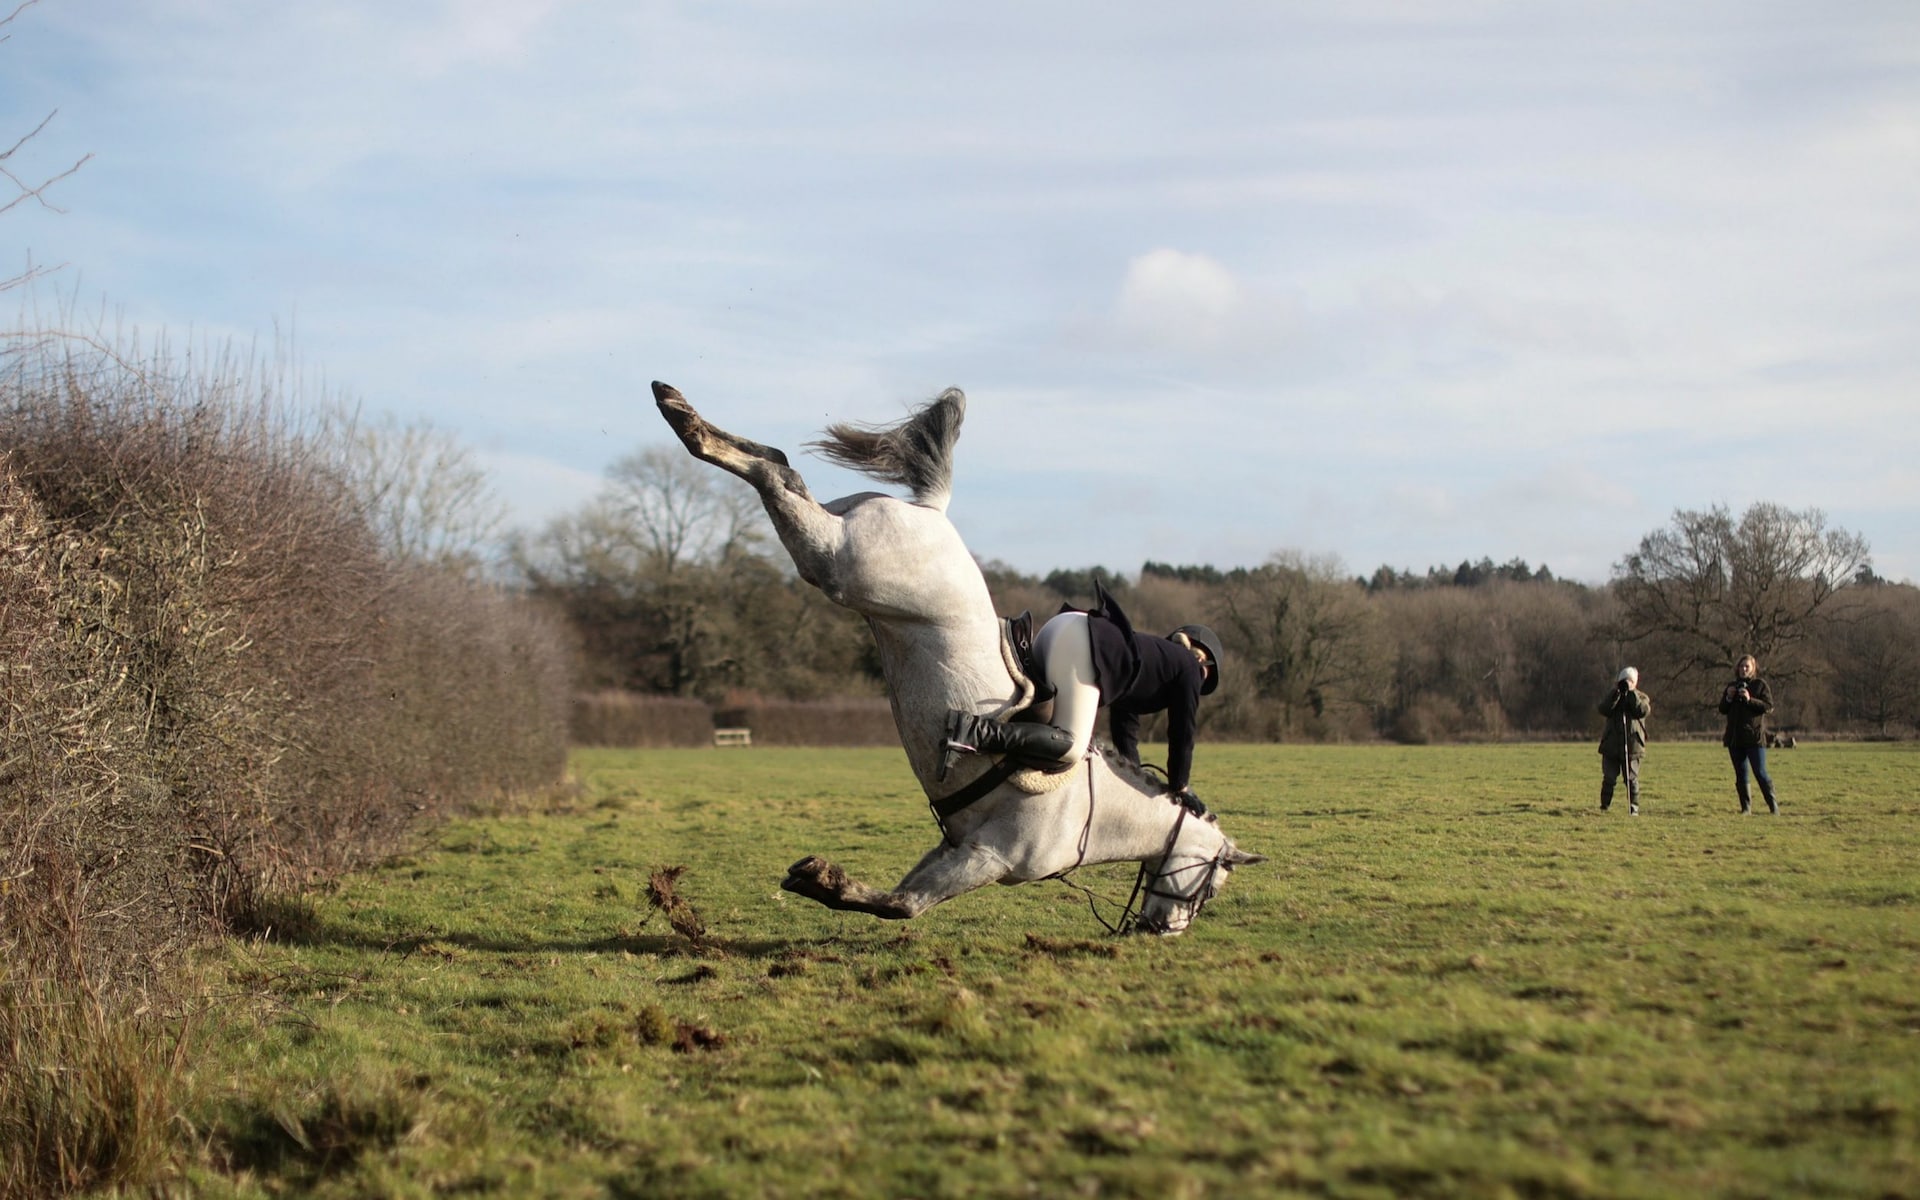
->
[713, 728, 752, 747]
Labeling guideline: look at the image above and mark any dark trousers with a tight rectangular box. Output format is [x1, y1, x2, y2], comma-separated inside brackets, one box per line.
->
[1600, 754, 1640, 810]
[1729, 745, 1777, 811]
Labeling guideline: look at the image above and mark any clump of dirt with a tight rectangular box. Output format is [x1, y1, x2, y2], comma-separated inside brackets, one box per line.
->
[635, 1003, 676, 1047]
[1023, 933, 1119, 958]
[644, 865, 707, 949]
[630, 1003, 723, 1053]
[768, 946, 846, 980]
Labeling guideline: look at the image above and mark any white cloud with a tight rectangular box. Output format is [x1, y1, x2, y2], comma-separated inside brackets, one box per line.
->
[1114, 249, 1244, 350]
[417, 0, 564, 73]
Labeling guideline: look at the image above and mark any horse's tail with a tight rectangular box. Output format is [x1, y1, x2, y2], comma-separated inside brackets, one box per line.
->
[807, 388, 965, 512]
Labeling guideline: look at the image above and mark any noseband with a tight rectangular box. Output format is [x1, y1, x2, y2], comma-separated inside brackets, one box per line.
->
[1058, 802, 1228, 936]
[1123, 805, 1229, 935]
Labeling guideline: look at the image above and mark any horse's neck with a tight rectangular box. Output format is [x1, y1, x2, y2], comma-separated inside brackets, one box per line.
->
[1085, 771, 1219, 866]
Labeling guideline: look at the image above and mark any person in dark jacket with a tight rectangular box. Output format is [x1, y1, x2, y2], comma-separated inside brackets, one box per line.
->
[1598, 666, 1651, 815]
[940, 583, 1221, 812]
[1719, 654, 1779, 814]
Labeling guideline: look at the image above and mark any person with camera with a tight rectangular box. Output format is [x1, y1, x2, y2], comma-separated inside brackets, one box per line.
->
[1598, 666, 1652, 815]
[1719, 654, 1779, 814]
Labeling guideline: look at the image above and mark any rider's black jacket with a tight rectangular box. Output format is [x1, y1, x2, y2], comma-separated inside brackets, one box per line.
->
[1079, 584, 1207, 793]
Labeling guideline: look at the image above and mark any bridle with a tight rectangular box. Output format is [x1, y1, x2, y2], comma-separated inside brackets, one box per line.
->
[1121, 805, 1229, 935]
[1054, 795, 1229, 936]
[936, 746, 1228, 937]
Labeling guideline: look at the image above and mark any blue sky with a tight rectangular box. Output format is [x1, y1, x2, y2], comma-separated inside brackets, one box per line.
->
[7, 1, 1918, 582]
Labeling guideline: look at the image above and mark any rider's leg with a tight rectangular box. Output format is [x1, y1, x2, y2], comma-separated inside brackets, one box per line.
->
[940, 613, 1098, 778]
[1033, 612, 1100, 760]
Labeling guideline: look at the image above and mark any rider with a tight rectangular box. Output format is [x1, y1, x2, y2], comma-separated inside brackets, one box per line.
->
[940, 581, 1223, 813]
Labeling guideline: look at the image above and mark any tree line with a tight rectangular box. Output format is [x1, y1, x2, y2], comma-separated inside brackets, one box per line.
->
[515, 447, 1917, 742]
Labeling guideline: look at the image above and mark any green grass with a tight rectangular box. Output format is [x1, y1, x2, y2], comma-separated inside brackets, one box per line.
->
[181, 743, 1920, 1198]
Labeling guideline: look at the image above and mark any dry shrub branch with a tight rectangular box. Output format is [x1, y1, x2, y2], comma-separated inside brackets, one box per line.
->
[0, 336, 571, 1194]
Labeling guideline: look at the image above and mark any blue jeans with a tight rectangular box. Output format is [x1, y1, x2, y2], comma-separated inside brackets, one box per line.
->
[1729, 745, 1776, 811]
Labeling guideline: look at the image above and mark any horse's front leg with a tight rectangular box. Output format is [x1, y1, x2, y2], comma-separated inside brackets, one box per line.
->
[782, 842, 1011, 920]
[652, 381, 845, 593]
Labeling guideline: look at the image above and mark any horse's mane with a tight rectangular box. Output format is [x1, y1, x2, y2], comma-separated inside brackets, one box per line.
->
[1094, 741, 1171, 798]
[1093, 741, 1222, 825]
[807, 388, 964, 513]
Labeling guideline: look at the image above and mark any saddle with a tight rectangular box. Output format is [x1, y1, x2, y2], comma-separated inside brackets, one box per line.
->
[1006, 610, 1054, 703]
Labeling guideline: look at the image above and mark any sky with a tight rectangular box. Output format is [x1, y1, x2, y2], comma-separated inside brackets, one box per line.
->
[6, 1, 1919, 584]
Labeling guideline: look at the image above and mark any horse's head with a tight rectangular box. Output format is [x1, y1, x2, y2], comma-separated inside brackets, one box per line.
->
[1132, 813, 1265, 937]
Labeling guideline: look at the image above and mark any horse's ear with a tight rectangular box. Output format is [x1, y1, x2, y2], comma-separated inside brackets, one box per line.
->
[1225, 846, 1267, 866]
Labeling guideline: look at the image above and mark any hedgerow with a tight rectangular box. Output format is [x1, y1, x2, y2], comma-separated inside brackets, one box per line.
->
[0, 337, 572, 1196]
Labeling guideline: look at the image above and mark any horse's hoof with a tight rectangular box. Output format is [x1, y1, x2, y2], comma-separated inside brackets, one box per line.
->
[653, 384, 699, 426]
[779, 856, 848, 894]
[781, 855, 847, 904]
[784, 855, 842, 887]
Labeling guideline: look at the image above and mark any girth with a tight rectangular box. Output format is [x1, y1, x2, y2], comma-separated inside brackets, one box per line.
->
[930, 757, 1021, 825]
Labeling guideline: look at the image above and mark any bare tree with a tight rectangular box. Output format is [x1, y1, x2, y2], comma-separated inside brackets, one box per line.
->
[333, 411, 508, 574]
[1824, 584, 1920, 735]
[1611, 502, 1870, 683]
[604, 444, 765, 575]
[3, 1, 93, 293]
[514, 446, 770, 696]
[1219, 550, 1383, 736]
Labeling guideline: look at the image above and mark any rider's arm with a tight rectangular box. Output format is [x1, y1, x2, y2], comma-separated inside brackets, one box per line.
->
[1109, 707, 1141, 766]
[1164, 666, 1203, 794]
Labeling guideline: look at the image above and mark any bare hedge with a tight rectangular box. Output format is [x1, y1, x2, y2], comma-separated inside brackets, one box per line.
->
[0, 342, 572, 991]
[571, 691, 901, 747]
[571, 690, 715, 748]
[713, 697, 899, 746]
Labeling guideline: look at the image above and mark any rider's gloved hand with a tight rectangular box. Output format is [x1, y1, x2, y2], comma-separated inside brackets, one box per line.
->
[1176, 788, 1208, 817]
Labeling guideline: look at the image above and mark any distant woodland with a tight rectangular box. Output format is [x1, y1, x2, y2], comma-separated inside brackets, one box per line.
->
[515, 447, 1918, 743]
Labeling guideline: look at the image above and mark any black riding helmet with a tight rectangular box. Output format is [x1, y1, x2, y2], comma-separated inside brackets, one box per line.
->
[1170, 624, 1225, 695]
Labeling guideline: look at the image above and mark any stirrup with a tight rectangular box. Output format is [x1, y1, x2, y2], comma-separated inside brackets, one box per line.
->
[937, 710, 977, 782]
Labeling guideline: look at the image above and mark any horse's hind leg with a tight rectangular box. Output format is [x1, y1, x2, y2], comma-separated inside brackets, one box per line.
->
[653, 381, 796, 476]
[782, 843, 1010, 920]
[652, 381, 844, 592]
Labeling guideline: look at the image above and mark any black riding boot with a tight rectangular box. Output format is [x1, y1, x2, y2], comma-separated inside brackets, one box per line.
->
[938, 710, 1076, 781]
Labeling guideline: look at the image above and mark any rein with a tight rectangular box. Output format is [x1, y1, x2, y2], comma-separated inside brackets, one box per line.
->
[930, 737, 1224, 937]
[1052, 796, 1228, 937]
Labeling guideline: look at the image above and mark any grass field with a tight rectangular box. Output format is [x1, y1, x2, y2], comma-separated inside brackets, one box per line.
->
[182, 742, 1919, 1198]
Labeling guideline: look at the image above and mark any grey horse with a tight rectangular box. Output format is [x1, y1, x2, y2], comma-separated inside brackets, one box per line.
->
[653, 381, 1262, 935]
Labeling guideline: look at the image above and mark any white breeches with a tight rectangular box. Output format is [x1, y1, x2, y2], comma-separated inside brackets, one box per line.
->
[1033, 611, 1101, 762]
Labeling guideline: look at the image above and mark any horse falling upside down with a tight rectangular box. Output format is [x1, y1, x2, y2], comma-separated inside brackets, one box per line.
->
[652, 381, 1262, 935]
